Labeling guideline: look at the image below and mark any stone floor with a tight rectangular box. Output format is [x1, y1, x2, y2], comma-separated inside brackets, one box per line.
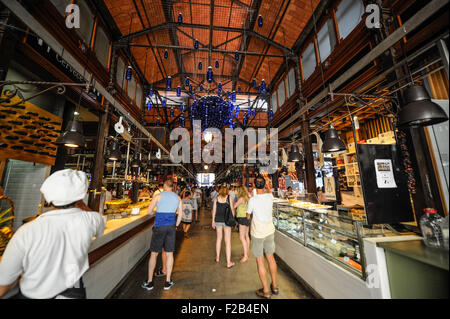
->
[111, 205, 314, 299]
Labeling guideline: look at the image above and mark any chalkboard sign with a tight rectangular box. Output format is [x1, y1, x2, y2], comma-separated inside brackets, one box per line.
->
[357, 144, 414, 224]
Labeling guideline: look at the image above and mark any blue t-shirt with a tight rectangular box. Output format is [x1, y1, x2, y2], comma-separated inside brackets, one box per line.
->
[155, 192, 180, 227]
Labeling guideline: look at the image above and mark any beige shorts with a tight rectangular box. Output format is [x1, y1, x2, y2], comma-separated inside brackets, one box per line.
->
[251, 233, 275, 258]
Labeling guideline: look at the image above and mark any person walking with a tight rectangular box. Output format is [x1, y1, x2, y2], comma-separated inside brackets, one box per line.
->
[211, 186, 235, 268]
[142, 179, 183, 291]
[234, 186, 251, 263]
[151, 183, 167, 278]
[180, 190, 195, 238]
[246, 175, 278, 299]
[193, 187, 202, 222]
[0, 169, 105, 299]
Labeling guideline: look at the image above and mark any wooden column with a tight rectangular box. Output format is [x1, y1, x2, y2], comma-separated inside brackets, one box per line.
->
[302, 114, 317, 194]
[88, 103, 110, 210]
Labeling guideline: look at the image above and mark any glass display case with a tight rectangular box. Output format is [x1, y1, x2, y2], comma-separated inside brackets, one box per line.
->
[273, 197, 393, 279]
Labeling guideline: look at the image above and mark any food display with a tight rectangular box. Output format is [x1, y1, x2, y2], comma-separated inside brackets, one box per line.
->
[273, 201, 364, 276]
[104, 198, 151, 219]
[0, 226, 13, 255]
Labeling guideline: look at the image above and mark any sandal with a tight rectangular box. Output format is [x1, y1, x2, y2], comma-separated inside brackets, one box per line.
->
[270, 284, 279, 295]
[256, 288, 271, 299]
[154, 269, 166, 277]
[226, 262, 235, 269]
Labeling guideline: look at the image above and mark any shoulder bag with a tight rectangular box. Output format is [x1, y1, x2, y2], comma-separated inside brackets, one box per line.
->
[224, 196, 236, 227]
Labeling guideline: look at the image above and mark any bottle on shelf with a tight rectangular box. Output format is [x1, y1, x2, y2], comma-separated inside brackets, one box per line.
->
[419, 208, 444, 248]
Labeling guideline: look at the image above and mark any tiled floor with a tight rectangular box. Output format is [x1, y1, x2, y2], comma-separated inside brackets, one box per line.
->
[111, 205, 314, 299]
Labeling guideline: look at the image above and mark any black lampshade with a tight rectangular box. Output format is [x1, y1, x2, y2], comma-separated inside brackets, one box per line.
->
[288, 144, 301, 162]
[322, 126, 346, 153]
[55, 120, 85, 148]
[398, 86, 448, 127]
[108, 140, 121, 161]
[131, 154, 141, 168]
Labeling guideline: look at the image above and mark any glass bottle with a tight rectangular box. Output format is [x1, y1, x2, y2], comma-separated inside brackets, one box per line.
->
[420, 208, 444, 248]
[440, 215, 449, 250]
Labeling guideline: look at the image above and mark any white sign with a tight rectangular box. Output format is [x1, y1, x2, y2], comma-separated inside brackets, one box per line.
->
[374, 159, 397, 188]
[324, 176, 337, 200]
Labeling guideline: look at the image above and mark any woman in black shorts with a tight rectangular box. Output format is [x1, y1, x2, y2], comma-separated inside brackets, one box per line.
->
[233, 186, 251, 263]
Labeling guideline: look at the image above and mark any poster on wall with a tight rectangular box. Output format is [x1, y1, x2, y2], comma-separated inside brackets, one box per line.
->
[324, 176, 337, 201]
[374, 159, 397, 188]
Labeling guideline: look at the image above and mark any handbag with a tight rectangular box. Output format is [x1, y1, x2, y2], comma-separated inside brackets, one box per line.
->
[54, 278, 87, 299]
[224, 196, 236, 227]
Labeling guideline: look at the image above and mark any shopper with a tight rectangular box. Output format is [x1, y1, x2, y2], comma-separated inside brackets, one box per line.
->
[151, 183, 167, 278]
[193, 187, 202, 222]
[0, 169, 105, 299]
[234, 186, 251, 263]
[180, 190, 195, 238]
[142, 179, 183, 291]
[211, 186, 235, 268]
[246, 175, 278, 299]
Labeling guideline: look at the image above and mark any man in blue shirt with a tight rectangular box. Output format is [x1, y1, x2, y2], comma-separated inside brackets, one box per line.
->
[142, 179, 183, 291]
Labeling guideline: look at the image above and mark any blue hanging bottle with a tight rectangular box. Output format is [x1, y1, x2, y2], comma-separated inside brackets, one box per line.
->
[198, 61, 202, 70]
[170, 107, 174, 117]
[189, 84, 192, 93]
[149, 90, 153, 97]
[235, 52, 239, 61]
[252, 78, 257, 88]
[238, 85, 241, 93]
[207, 66, 213, 83]
[176, 86, 181, 97]
[258, 15, 263, 27]
[194, 39, 199, 50]
[261, 78, 266, 93]
[166, 76, 172, 90]
[164, 49, 168, 59]
[178, 12, 183, 24]
[156, 118, 160, 126]
[180, 103, 185, 112]
[215, 60, 219, 68]
[231, 91, 236, 102]
[235, 105, 240, 117]
[268, 109, 274, 120]
[162, 99, 166, 107]
[218, 82, 222, 94]
[185, 77, 190, 86]
[126, 66, 132, 80]
[146, 99, 152, 111]
[199, 84, 203, 91]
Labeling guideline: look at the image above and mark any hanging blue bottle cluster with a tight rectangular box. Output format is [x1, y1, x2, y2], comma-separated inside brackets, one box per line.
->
[164, 49, 168, 59]
[126, 66, 132, 81]
[190, 95, 235, 132]
[207, 66, 213, 83]
[176, 86, 181, 97]
[198, 61, 202, 70]
[194, 39, 199, 50]
[215, 60, 219, 68]
[258, 15, 263, 27]
[218, 82, 222, 95]
[252, 78, 257, 89]
[178, 12, 183, 24]
[166, 76, 172, 90]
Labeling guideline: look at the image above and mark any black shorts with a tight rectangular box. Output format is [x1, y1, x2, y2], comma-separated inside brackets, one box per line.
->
[150, 225, 176, 253]
[237, 217, 251, 226]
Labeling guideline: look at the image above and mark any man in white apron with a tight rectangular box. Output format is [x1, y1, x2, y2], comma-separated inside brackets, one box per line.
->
[0, 169, 105, 299]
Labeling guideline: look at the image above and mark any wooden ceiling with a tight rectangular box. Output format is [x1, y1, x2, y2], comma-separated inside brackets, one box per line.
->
[104, 0, 319, 92]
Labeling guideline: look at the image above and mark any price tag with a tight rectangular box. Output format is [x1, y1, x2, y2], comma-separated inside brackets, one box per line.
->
[131, 208, 140, 215]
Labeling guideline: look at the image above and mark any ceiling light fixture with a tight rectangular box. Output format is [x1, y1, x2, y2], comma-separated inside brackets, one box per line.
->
[321, 125, 346, 153]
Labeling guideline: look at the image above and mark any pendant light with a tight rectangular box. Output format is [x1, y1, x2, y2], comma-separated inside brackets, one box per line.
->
[235, 52, 239, 61]
[252, 78, 257, 89]
[185, 77, 190, 86]
[398, 85, 448, 127]
[198, 61, 203, 70]
[322, 125, 346, 153]
[55, 119, 85, 148]
[108, 139, 121, 161]
[178, 12, 183, 24]
[166, 76, 172, 90]
[164, 49, 168, 59]
[131, 153, 141, 168]
[176, 85, 181, 97]
[146, 99, 152, 111]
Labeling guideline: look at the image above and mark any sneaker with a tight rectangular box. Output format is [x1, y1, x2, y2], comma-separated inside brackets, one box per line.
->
[141, 280, 154, 291]
[164, 280, 175, 290]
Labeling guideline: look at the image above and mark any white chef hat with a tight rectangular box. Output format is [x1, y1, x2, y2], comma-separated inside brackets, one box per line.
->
[40, 169, 89, 206]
